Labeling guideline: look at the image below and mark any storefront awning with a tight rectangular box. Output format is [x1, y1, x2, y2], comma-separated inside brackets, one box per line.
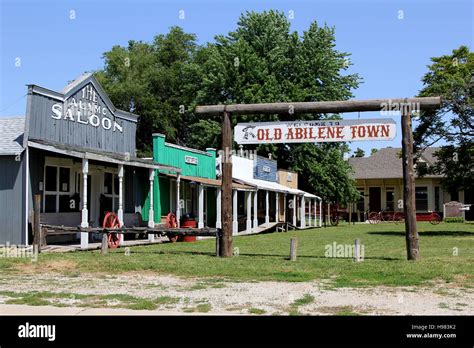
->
[295, 189, 321, 200]
[233, 174, 321, 199]
[28, 139, 181, 173]
[233, 175, 298, 194]
[162, 173, 255, 191]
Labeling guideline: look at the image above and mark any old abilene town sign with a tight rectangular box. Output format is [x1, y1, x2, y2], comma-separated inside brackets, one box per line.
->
[234, 118, 396, 144]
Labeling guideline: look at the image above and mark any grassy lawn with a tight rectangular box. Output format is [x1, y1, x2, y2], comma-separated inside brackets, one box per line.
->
[1, 222, 473, 288]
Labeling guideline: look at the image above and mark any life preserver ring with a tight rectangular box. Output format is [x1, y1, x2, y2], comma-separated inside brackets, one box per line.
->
[103, 212, 121, 249]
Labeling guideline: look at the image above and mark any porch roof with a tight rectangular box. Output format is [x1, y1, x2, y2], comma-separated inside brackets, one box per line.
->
[162, 173, 255, 191]
[233, 175, 299, 195]
[0, 117, 25, 155]
[27, 139, 181, 173]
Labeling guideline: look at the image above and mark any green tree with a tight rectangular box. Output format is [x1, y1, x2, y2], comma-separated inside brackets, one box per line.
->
[95, 26, 202, 156]
[370, 148, 378, 156]
[291, 143, 360, 204]
[352, 147, 365, 158]
[196, 10, 361, 203]
[414, 46, 473, 191]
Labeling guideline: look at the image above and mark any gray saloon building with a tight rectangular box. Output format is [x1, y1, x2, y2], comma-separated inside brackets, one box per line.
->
[0, 73, 180, 246]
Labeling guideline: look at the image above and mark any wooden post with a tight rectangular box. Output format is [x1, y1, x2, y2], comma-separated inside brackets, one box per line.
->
[289, 238, 298, 261]
[348, 203, 352, 225]
[101, 232, 108, 255]
[401, 108, 420, 260]
[354, 239, 361, 262]
[33, 194, 42, 253]
[215, 231, 221, 257]
[221, 110, 233, 257]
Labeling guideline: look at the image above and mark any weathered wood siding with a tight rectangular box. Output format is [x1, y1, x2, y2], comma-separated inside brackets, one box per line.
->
[0, 155, 26, 244]
[27, 83, 137, 155]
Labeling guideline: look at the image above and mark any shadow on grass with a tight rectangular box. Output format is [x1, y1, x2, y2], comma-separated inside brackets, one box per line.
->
[368, 230, 474, 237]
[127, 249, 400, 261]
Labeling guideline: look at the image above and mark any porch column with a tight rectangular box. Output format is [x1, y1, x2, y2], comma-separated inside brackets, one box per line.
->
[275, 192, 279, 222]
[265, 190, 269, 226]
[176, 173, 181, 228]
[292, 194, 297, 226]
[198, 184, 204, 229]
[246, 191, 252, 232]
[314, 199, 317, 227]
[308, 199, 312, 227]
[300, 196, 306, 228]
[118, 164, 124, 246]
[148, 169, 155, 242]
[232, 190, 238, 235]
[319, 199, 322, 227]
[216, 188, 222, 229]
[253, 190, 258, 231]
[283, 194, 287, 222]
[80, 158, 89, 249]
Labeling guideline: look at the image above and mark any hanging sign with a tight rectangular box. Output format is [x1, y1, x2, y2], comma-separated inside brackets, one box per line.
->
[185, 155, 198, 165]
[235, 118, 396, 144]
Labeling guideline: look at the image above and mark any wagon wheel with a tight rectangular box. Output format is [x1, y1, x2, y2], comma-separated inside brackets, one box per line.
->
[166, 212, 179, 243]
[368, 212, 380, 224]
[103, 212, 121, 249]
[429, 212, 441, 225]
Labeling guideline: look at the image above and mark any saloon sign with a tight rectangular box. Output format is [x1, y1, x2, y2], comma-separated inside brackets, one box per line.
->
[235, 118, 396, 144]
[51, 85, 123, 133]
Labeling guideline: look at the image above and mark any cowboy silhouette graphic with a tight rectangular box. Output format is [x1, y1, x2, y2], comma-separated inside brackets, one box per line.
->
[242, 125, 256, 140]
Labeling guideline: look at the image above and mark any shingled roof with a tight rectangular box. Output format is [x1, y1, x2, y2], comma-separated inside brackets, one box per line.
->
[0, 117, 25, 155]
[348, 147, 442, 179]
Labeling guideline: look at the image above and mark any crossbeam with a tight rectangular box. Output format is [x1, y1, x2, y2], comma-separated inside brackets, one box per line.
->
[195, 97, 441, 115]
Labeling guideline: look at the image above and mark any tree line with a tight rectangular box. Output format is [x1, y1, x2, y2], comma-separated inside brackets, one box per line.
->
[95, 10, 472, 204]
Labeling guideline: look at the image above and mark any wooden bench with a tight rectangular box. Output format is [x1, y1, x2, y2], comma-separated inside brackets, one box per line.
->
[41, 212, 82, 244]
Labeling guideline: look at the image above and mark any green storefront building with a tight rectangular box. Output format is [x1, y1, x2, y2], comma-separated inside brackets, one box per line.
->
[142, 134, 218, 229]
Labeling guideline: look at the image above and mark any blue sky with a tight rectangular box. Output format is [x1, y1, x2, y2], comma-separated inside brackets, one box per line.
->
[0, 0, 472, 155]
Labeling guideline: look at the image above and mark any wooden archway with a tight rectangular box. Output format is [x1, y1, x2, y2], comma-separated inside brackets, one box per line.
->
[195, 97, 441, 260]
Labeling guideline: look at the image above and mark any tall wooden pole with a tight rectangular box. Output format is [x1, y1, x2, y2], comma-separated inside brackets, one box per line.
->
[401, 109, 420, 260]
[33, 194, 42, 253]
[221, 110, 233, 257]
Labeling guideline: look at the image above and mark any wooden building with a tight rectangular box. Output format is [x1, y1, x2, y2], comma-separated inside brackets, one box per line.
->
[0, 74, 180, 247]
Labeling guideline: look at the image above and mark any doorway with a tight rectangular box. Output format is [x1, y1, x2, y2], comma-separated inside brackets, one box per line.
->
[369, 187, 381, 212]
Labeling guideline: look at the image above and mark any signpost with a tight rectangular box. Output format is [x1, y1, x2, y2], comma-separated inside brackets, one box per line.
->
[195, 97, 441, 260]
[234, 118, 396, 144]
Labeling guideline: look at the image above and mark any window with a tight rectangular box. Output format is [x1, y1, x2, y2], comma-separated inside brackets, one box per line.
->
[287, 173, 293, 182]
[44, 165, 71, 213]
[103, 172, 120, 211]
[434, 186, 440, 212]
[356, 189, 365, 211]
[415, 187, 428, 211]
[386, 188, 395, 211]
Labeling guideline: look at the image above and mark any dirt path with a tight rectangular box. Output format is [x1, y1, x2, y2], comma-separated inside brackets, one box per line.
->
[0, 272, 472, 315]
